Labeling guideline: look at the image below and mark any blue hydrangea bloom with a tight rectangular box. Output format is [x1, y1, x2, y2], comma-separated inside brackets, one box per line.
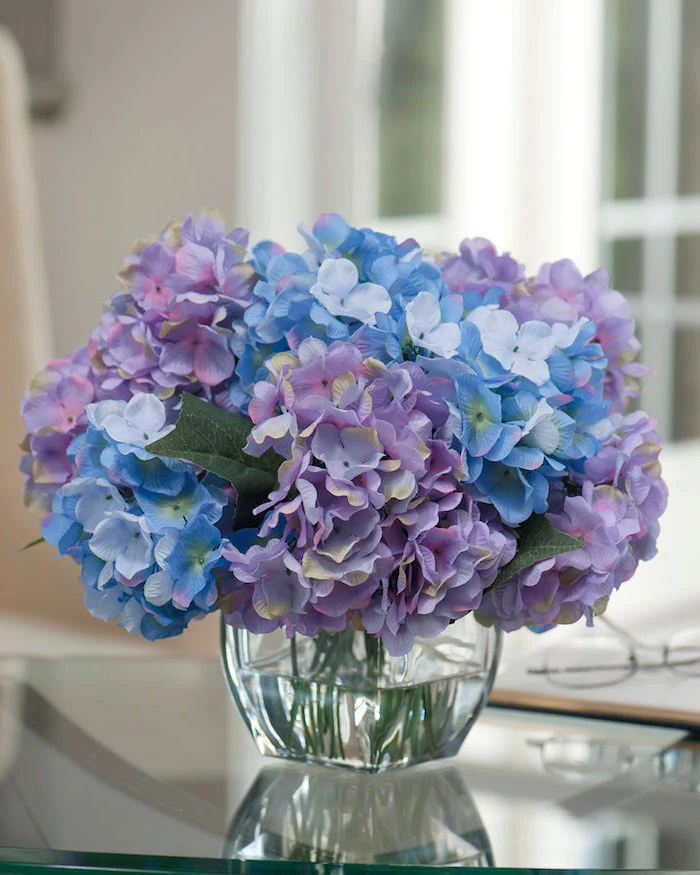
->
[153, 515, 225, 609]
[474, 461, 550, 525]
[42, 396, 230, 638]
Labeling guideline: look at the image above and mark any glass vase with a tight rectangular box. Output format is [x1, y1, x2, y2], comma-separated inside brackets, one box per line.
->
[225, 763, 494, 865]
[221, 614, 501, 772]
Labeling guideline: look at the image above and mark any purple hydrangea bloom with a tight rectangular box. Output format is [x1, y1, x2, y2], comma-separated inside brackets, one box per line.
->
[21, 211, 664, 647]
[220, 538, 310, 634]
[499, 259, 646, 414]
[476, 413, 666, 631]
[581, 411, 667, 561]
[219, 339, 517, 654]
[124, 241, 180, 311]
[441, 238, 525, 301]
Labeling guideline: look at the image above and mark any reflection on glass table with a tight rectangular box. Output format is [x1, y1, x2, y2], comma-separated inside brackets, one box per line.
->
[1, 656, 700, 872]
[225, 764, 492, 866]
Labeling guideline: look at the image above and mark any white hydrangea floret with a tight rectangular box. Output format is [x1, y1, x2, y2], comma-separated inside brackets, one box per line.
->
[310, 257, 391, 325]
[406, 291, 460, 358]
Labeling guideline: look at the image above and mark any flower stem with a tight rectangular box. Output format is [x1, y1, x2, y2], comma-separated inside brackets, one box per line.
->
[365, 632, 384, 687]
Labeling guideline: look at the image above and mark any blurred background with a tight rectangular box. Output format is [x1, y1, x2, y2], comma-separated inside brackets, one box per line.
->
[0, 0, 698, 653]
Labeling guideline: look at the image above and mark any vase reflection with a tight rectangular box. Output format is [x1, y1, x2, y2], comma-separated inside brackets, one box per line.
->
[224, 762, 494, 866]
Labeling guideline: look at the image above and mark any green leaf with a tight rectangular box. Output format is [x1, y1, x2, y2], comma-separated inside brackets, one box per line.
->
[146, 394, 283, 528]
[19, 536, 45, 552]
[486, 514, 584, 593]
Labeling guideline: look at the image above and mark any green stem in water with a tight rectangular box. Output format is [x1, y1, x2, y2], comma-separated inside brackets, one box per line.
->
[290, 633, 300, 677]
[365, 632, 384, 687]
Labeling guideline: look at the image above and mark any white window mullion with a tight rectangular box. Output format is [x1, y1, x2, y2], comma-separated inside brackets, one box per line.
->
[644, 0, 682, 200]
[444, 0, 603, 268]
[442, 0, 525, 254]
[600, 0, 619, 204]
[640, 0, 683, 440]
[519, 0, 604, 271]
[234, 0, 316, 247]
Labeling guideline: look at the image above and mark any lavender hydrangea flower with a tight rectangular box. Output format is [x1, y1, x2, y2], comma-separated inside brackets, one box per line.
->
[218, 338, 517, 653]
[22, 372, 94, 435]
[499, 259, 646, 413]
[123, 241, 180, 310]
[20, 348, 95, 510]
[21, 211, 664, 647]
[441, 237, 525, 299]
[476, 413, 666, 631]
[220, 538, 309, 633]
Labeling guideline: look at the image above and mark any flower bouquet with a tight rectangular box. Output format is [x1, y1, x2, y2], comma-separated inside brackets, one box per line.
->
[21, 211, 667, 769]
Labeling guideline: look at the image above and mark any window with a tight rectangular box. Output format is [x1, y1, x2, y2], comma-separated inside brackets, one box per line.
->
[352, 0, 448, 247]
[601, 0, 700, 441]
[241, 0, 698, 443]
[377, 0, 445, 219]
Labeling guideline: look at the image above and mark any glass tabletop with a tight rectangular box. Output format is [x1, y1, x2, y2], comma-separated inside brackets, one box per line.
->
[0, 656, 699, 873]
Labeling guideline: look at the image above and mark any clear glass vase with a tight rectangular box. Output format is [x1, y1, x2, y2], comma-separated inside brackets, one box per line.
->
[221, 614, 501, 772]
[225, 763, 494, 865]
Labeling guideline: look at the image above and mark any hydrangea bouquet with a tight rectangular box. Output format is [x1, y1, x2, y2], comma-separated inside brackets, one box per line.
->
[21, 212, 667, 660]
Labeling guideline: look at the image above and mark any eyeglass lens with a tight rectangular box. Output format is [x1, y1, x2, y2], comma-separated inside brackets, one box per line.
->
[538, 638, 637, 689]
[667, 628, 700, 677]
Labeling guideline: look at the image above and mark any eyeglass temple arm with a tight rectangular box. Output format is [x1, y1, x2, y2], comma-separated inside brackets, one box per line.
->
[527, 654, 700, 676]
[599, 615, 657, 650]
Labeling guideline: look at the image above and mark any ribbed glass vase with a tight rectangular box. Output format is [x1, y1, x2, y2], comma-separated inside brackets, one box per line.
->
[221, 614, 501, 772]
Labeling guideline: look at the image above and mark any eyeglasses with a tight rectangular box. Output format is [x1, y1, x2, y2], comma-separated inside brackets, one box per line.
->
[526, 617, 700, 689]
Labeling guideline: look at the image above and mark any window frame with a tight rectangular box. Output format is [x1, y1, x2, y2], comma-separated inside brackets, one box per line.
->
[601, 0, 700, 440]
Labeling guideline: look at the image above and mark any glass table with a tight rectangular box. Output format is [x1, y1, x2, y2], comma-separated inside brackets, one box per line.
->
[1, 655, 700, 873]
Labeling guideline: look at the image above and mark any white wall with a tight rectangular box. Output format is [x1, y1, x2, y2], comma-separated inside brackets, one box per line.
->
[31, 0, 239, 356]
